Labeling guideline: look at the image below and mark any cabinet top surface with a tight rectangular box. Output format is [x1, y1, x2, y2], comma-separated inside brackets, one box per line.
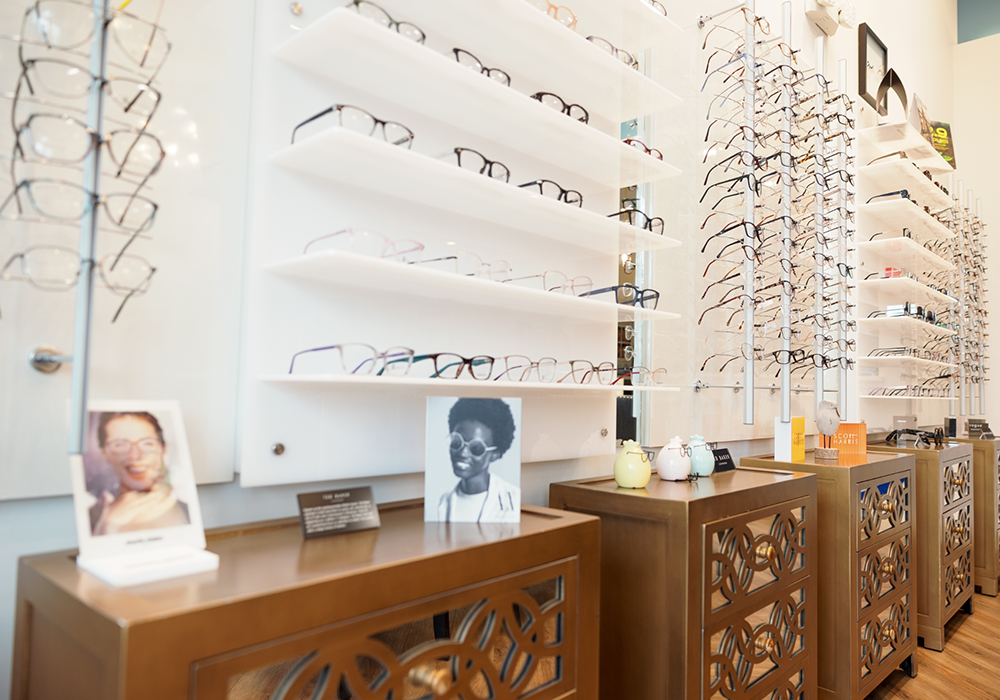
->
[19, 503, 596, 623]
[742, 450, 912, 470]
[867, 442, 973, 460]
[953, 437, 1000, 449]
[551, 467, 812, 504]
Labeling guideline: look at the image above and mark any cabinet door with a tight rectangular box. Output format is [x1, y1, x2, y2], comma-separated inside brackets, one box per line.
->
[858, 529, 912, 620]
[943, 503, 973, 559]
[857, 472, 911, 549]
[704, 497, 810, 625]
[942, 457, 973, 508]
[944, 550, 973, 616]
[704, 582, 810, 700]
[192, 558, 579, 700]
[857, 587, 912, 696]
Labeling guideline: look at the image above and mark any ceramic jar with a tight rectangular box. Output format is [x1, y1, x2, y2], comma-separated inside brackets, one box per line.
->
[688, 435, 715, 477]
[613, 440, 651, 488]
[656, 436, 691, 481]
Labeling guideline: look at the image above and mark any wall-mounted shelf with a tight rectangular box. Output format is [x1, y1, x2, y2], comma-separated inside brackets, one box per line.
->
[265, 250, 680, 323]
[261, 373, 679, 396]
[394, 0, 682, 129]
[857, 159, 953, 211]
[271, 128, 681, 256]
[857, 121, 954, 176]
[857, 316, 958, 338]
[857, 237, 956, 273]
[857, 200, 955, 242]
[861, 394, 952, 401]
[859, 356, 957, 371]
[858, 277, 957, 307]
[273, 8, 682, 187]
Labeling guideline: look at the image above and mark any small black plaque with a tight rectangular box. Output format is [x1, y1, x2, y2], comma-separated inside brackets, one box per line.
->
[296, 487, 381, 539]
[713, 448, 735, 473]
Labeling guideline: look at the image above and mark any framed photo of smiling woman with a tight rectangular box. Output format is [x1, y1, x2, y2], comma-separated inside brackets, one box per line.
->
[70, 400, 209, 571]
[425, 397, 522, 524]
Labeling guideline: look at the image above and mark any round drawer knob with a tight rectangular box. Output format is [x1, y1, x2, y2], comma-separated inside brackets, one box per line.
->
[880, 627, 897, 643]
[954, 525, 965, 535]
[755, 636, 776, 653]
[881, 561, 895, 577]
[755, 544, 777, 563]
[879, 500, 895, 515]
[953, 476, 965, 487]
[408, 665, 451, 695]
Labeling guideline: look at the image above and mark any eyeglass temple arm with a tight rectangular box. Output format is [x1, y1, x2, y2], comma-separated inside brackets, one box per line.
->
[110, 267, 156, 323]
[290, 106, 335, 144]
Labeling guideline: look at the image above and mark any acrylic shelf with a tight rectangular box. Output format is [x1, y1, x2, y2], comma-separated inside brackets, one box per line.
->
[857, 237, 956, 273]
[391, 0, 682, 128]
[857, 316, 958, 338]
[265, 250, 681, 323]
[857, 277, 957, 307]
[858, 356, 957, 371]
[260, 373, 679, 397]
[857, 200, 955, 242]
[857, 159, 953, 211]
[860, 393, 952, 401]
[857, 121, 954, 176]
[271, 128, 680, 257]
[273, 8, 682, 188]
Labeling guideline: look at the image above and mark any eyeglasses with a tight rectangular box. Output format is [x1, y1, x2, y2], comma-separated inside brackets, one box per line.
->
[448, 147, 510, 182]
[530, 92, 589, 123]
[624, 138, 663, 160]
[415, 252, 512, 281]
[0, 178, 157, 233]
[415, 353, 495, 380]
[611, 367, 668, 386]
[104, 437, 162, 455]
[518, 179, 583, 206]
[586, 36, 638, 68]
[527, 0, 578, 29]
[19, 0, 172, 77]
[609, 208, 664, 234]
[302, 229, 424, 261]
[291, 104, 413, 146]
[641, 0, 667, 15]
[0, 245, 155, 322]
[288, 343, 415, 375]
[580, 284, 659, 309]
[348, 0, 425, 43]
[449, 431, 497, 458]
[503, 271, 592, 294]
[452, 49, 511, 86]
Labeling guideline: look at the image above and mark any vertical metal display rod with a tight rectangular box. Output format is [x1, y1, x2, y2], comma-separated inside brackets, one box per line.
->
[957, 181, 967, 416]
[778, 1, 792, 423]
[948, 177, 958, 416]
[741, 0, 756, 425]
[68, 0, 110, 454]
[966, 188, 975, 416]
[836, 58, 850, 419]
[977, 198, 986, 416]
[812, 35, 826, 413]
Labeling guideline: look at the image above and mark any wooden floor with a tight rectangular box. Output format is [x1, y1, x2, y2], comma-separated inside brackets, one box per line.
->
[869, 589, 1000, 699]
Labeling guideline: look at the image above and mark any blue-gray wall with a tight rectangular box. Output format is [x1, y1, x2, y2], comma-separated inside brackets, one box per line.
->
[959, 0, 1000, 43]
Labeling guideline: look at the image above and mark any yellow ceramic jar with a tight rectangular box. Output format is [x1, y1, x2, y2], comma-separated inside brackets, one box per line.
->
[613, 440, 651, 488]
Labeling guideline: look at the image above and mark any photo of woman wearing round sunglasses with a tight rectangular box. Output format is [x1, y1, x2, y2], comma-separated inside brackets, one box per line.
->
[426, 397, 521, 524]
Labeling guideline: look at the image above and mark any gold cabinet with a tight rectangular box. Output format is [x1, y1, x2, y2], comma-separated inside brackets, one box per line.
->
[740, 451, 918, 700]
[11, 502, 600, 700]
[549, 467, 817, 700]
[867, 442, 975, 651]
[954, 437, 1000, 596]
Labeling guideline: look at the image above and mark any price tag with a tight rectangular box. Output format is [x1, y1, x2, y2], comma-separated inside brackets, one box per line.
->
[296, 487, 380, 540]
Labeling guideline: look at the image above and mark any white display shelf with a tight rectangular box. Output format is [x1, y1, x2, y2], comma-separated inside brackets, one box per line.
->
[857, 159, 953, 211]
[857, 237, 956, 273]
[858, 277, 957, 307]
[260, 373, 679, 396]
[395, 0, 682, 126]
[857, 121, 954, 176]
[860, 394, 952, 401]
[859, 356, 957, 371]
[273, 8, 682, 188]
[857, 200, 954, 242]
[857, 316, 958, 338]
[271, 128, 681, 256]
[265, 250, 681, 323]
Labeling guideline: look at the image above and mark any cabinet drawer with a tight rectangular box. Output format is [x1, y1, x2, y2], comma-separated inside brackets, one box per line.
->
[857, 472, 911, 548]
[858, 587, 912, 696]
[943, 458, 973, 508]
[704, 497, 809, 624]
[944, 503, 973, 559]
[766, 663, 808, 700]
[704, 583, 809, 699]
[858, 530, 911, 619]
[944, 550, 973, 615]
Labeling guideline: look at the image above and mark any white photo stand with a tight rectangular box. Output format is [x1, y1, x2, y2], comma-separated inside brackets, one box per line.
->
[70, 400, 218, 587]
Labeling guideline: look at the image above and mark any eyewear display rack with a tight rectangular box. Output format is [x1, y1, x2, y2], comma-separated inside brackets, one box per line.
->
[239, 0, 687, 485]
[867, 440, 975, 651]
[855, 123, 959, 423]
[695, 2, 856, 426]
[954, 437, 1000, 596]
[741, 451, 919, 700]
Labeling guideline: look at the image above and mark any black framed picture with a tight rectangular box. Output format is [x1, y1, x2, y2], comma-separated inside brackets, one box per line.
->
[858, 23, 888, 115]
